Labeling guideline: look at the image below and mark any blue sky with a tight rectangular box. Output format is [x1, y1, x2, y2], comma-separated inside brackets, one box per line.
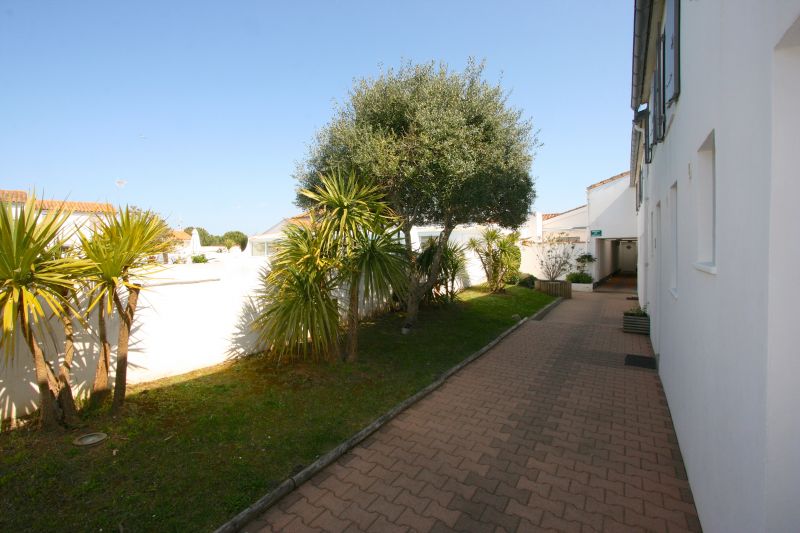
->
[0, 1, 633, 235]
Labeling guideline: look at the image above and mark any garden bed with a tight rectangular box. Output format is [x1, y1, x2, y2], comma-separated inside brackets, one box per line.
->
[0, 286, 553, 533]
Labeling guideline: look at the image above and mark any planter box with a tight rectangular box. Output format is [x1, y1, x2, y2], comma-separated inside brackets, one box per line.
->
[535, 280, 572, 299]
[623, 315, 650, 335]
[571, 283, 593, 293]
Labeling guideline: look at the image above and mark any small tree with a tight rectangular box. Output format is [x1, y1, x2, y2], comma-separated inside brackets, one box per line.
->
[222, 231, 248, 251]
[537, 233, 577, 281]
[468, 229, 521, 292]
[0, 195, 90, 428]
[295, 59, 538, 330]
[82, 207, 172, 411]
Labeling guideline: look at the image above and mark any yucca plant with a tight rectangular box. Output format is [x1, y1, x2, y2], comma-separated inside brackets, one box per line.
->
[254, 221, 341, 362]
[468, 228, 521, 292]
[0, 195, 89, 428]
[301, 171, 408, 362]
[81, 206, 172, 412]
[418, 240, 468, 302]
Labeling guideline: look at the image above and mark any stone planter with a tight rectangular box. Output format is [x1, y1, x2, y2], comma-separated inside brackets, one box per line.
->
[623, 314, 650, 335]
[535, 280, 572, 298]
[571, 283, 593, 293]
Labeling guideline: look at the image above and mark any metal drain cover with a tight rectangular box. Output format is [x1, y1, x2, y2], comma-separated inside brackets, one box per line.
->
[73, 432, 108, 446]
[625, 354, 657, 369]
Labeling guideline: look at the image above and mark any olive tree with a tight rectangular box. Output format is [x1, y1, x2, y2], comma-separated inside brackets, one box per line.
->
[295, 59, 538, 330]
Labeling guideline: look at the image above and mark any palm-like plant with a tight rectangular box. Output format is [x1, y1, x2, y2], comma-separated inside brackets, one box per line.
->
[468, 228, 520, 292]
[301, 171, 408, 362]
[81, 207, 172, 411]
[0, 195, 89, 428]
[418, 240, 468, 302]
[254, 221, 341, 362]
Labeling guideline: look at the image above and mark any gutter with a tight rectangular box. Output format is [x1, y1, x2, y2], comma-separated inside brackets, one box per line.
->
[631, 0, 653, 110]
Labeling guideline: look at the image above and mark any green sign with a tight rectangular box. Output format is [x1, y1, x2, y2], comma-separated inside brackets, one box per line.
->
[590, 229, 602, 237]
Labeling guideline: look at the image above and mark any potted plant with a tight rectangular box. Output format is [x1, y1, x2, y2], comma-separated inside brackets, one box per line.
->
[566, 271, 594, 292]
[623, 305, 650, 334]
[534, 233, 575, 298]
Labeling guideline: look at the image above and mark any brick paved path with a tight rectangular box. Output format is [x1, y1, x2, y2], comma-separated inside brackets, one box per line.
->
[245, 292, 700, 532]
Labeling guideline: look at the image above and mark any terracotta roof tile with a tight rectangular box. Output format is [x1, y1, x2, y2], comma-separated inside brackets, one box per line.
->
[587, 171, 631, 190]
[35, 199, 115, 213]
[172, 229, 191, 240]
[542, 204, 587, 221]
[1, 190, 115, 213]
[0, 190, 28, 202]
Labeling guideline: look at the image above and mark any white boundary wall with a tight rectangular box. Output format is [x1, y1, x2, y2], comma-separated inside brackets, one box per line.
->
[1, 256, 267, 421]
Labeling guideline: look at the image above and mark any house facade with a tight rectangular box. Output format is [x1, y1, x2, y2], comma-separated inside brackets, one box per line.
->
[630, 1, 800, 531]
[519, 172, 637, 284]
[1, 189, 114, 246]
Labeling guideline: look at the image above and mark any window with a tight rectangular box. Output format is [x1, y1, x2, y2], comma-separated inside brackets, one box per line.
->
[695, 131, 717, 272]
[669, 183, 678, 296]
[251, 241, 267, 256]
[664, 0, 681, 105]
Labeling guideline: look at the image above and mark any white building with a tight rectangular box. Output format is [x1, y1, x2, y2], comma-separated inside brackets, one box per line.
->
[1, 189, 114, 246]
[630, 1, 800, 531]
[586, 172, 638, 281]
[519, 172, 637, 283]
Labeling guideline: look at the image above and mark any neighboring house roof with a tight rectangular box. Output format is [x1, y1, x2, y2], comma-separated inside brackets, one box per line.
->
[543, 204, 587, 221]
[172, 229, 191, 241]
[587, 171, 631, 191]
[36, 199, 115, 213]
[0, 190, 114, 213]
[0, 189, 27, 202]
[252, 212, 313, 238]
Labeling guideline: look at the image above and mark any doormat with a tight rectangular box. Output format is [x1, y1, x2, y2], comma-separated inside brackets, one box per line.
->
[625, 354, 657, 369]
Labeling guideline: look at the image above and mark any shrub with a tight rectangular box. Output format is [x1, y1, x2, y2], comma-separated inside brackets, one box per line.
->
[624, 305, 648, 317]
[537, 233, 577, 280]
[517, 274, 536, 288]
[566, 272, 593, 283]
[417, 240, 468, 303]
[467, 228, 520, 293]
[191, 254, 208, 263]
[575, 253, 596, 274]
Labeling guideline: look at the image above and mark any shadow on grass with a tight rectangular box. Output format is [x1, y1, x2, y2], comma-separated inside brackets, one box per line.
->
[0, 285, 553, 533]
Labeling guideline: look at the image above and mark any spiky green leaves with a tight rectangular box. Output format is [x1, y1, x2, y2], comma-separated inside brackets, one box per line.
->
[255, 172, 409, 362]
[0, 195, 90, 355]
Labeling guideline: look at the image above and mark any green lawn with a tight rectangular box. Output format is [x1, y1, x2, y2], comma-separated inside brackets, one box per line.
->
[0, 286, 553, 533]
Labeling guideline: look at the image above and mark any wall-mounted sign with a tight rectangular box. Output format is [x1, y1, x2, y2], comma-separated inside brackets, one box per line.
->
[590, 229, 602, 237]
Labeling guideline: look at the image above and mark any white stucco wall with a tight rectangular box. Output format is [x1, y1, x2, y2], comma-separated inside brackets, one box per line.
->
[634, 2, 800, 531]
[410, 224, 489, 287]
[587, 178, 637, 239]
[1, 256, 267, 421]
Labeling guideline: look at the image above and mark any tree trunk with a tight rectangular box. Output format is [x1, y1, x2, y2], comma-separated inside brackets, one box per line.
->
[345, 274, 360, 362]
[112, 287, 138, 413]
[20, 311, 60, 429]
[56, 312, 80, 426]
[91, 303, 111, 407]
[403, 223, 454, 331]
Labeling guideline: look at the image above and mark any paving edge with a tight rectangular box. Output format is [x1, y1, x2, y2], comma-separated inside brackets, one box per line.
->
[214, 295, 564, 533]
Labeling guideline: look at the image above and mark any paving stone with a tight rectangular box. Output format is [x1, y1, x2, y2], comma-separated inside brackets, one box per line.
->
[241, 293, 700, 533]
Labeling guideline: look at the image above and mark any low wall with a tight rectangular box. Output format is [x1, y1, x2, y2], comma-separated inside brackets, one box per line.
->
[1, 257, 267, 422]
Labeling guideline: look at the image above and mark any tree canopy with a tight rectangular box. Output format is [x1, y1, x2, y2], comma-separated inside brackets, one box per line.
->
[295, 59, 538, 231]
